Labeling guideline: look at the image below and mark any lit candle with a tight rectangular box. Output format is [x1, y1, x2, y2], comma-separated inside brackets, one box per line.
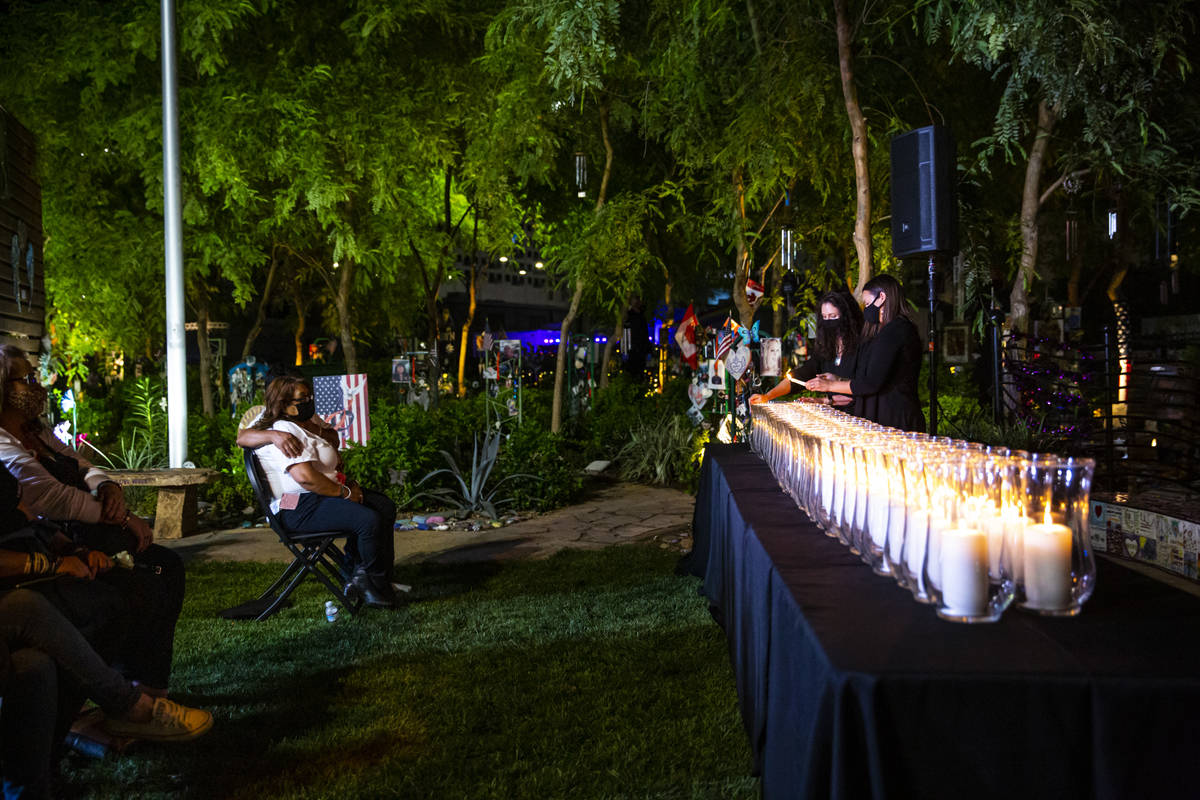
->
[1023, 512, 1073, 610]
[978, 503, 1006, 577]
[939, 527, 990, 616]
[820, 457, 835, 514]
[905, 508, 928, 585]
[888, 499, 907, 565]
[868, 486, 889, 549]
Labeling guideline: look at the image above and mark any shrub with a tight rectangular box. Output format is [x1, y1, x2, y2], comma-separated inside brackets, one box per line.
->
[617, 411, 707, 490]
[341, 401, 444, 507]
[495, 423, 583, 511]
[188, 413, 255, 514]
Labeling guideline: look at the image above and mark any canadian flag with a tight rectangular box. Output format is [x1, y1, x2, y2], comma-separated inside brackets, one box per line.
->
[674, 304, 700, 368]
[745, 279, 765, 305]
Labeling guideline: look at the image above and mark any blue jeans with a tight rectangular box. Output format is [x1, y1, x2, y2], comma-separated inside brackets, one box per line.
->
[277, 489, 395, 583]
[1, 589, 141, 799]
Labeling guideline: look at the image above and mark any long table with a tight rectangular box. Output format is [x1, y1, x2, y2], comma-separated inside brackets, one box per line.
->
[687, 443, 1200, 800]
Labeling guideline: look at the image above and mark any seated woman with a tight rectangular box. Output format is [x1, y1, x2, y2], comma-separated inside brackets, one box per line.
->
[750, 290, 862, 407]
[1, 589, 212, 798]
[0, 345, 185, 695]
[236, 375, 399, 609]
[806, 274, 925, 432]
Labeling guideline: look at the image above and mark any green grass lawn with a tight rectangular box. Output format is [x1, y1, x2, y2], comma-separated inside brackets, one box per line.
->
[61, 545, 756, 799]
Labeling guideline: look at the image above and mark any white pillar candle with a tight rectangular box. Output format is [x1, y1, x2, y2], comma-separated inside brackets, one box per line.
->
[925, 516, 954, 588]
[980, 510, 1006, 578]
[855, 485, 869, 531]
[868, 492, 889, 548]
[940, 527, 990, 615]
[905, 508, 928, 587]
[1006, 513, 1028, 582]
[888, 501, 907, 564]
[1023, 522, 1073, 610]
[820, 463, 835, 514]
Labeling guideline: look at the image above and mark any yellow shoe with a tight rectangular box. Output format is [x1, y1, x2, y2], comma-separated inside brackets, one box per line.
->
[103, 697, 214, 742]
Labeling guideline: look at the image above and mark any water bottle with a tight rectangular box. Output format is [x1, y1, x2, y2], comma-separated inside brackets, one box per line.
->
[324, 600, 339, 623]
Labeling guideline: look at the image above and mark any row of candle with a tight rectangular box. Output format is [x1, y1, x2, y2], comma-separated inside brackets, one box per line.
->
[750, 403, 1096, 622]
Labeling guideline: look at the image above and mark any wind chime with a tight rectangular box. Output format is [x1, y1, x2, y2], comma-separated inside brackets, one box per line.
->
[574, 151, 587, 199]
[1064, 174, 1081, 263]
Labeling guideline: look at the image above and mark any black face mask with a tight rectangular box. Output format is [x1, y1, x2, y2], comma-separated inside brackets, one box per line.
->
[863, 301, 882, 325]
[287, 399, 316, 422]
[817, 317, 840, 331]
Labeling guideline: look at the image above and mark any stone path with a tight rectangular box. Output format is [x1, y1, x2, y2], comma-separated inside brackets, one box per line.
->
[160, 480, 694, 566]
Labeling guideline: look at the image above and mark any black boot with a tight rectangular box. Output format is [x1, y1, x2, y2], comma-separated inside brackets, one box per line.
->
[350, 567, 398, 609]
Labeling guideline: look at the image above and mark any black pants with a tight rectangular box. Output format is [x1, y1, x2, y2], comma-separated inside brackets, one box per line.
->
[1, 590, 141, 800]
[277, 489, 396, 583]
[67, 524, 185, 690]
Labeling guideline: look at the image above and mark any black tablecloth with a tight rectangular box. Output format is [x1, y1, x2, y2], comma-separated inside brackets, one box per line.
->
[688, 443, 1200, 800]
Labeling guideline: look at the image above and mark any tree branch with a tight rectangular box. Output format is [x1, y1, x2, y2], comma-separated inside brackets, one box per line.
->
[1039, 169, 1090, 208]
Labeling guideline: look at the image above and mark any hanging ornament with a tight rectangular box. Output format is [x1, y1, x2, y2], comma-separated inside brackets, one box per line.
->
[575, 152, 587, 198]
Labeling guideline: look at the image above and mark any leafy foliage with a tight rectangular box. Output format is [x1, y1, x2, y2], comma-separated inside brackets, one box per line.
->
[617, 411, 707, 490]
[411, 431, 535, 520]
[496, 423, 583, 511]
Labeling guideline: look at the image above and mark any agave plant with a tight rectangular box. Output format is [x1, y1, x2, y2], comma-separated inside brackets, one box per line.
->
[410, 431, 536, 520]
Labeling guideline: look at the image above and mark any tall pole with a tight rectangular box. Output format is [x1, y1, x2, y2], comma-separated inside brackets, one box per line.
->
[162, 0, 187, 467]
[927, 255, 938, 435]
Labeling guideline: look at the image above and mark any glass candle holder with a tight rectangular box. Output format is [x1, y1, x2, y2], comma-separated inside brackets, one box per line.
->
[884, 449, 909, 585]
[923, 454, 1016, 623]
[862, 445, 892, 575]
[1015, 455, 1097, 616]
[899, 448, 936, 603]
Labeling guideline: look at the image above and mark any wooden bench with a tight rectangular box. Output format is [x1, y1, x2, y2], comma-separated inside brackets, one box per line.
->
[107, 468, 221, 540]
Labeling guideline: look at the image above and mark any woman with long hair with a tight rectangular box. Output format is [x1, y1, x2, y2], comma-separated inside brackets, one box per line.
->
[750, 290, 862, 406]
[806, 274, 925, 431]
[237, 375, 399, 608]
[0, 345, 185, 694]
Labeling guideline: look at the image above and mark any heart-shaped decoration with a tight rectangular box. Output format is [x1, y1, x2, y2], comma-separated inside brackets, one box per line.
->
[688, 382, 708, 409]
[725, 344, 751, 381]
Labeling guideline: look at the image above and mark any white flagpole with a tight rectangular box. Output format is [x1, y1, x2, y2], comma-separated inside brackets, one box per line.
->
[161, 0, 187, 467]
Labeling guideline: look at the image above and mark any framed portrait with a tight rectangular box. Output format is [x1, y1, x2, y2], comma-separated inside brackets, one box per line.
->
[496, 339, 521, 361]
[942, 324, 970, 364]
[760, 338, 782, 376]
[391, 356, 411, 384]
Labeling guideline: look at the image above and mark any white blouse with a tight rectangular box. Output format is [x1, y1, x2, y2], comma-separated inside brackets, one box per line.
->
[255, 420, 341, 514]
[0, 427, 110, 523]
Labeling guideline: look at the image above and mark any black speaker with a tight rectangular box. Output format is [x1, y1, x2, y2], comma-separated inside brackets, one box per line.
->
[890, 125, 957, 258]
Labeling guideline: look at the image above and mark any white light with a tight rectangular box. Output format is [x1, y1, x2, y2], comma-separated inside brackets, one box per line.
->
[1107, 211, 1118, 239]
[104, 148, 109, 153]
[499, 256, 509, 263]
[332, 261, 339, 268]
[518, 269, 527, 275]
[577, 191, 586, 198]
[535, 261, 544, 269]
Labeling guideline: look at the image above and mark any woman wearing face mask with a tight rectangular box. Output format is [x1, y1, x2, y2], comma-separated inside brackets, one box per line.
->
[806, 274, 925, 432]
[749, 290, 862, 406]
[237, 375, 398, 608]
[0, 345, 185, 696]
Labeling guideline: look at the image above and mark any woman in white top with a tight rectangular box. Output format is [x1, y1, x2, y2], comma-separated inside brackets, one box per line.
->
[237, 375, 398, 608]
[0, 345, 185, 693]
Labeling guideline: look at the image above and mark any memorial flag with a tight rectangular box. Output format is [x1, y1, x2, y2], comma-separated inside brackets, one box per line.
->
[314, 374, 370, 447]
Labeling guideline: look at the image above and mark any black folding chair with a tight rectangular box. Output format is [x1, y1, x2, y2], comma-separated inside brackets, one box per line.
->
[237, 447, 362, 621]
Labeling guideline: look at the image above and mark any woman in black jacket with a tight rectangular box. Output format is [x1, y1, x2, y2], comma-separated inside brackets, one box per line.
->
[807, 275, 925, 432]
[750, 290, 862, 407]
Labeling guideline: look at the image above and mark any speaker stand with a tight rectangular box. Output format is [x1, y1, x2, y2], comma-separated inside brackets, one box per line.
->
[927, 254, 939, 435]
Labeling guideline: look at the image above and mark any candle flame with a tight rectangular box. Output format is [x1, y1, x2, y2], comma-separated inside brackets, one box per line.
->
[1043, 506, 1052, 526]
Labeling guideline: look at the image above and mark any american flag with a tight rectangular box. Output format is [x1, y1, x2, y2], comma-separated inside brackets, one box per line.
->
[314, 374, 370, 448]
[715, 330, 734, 361]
